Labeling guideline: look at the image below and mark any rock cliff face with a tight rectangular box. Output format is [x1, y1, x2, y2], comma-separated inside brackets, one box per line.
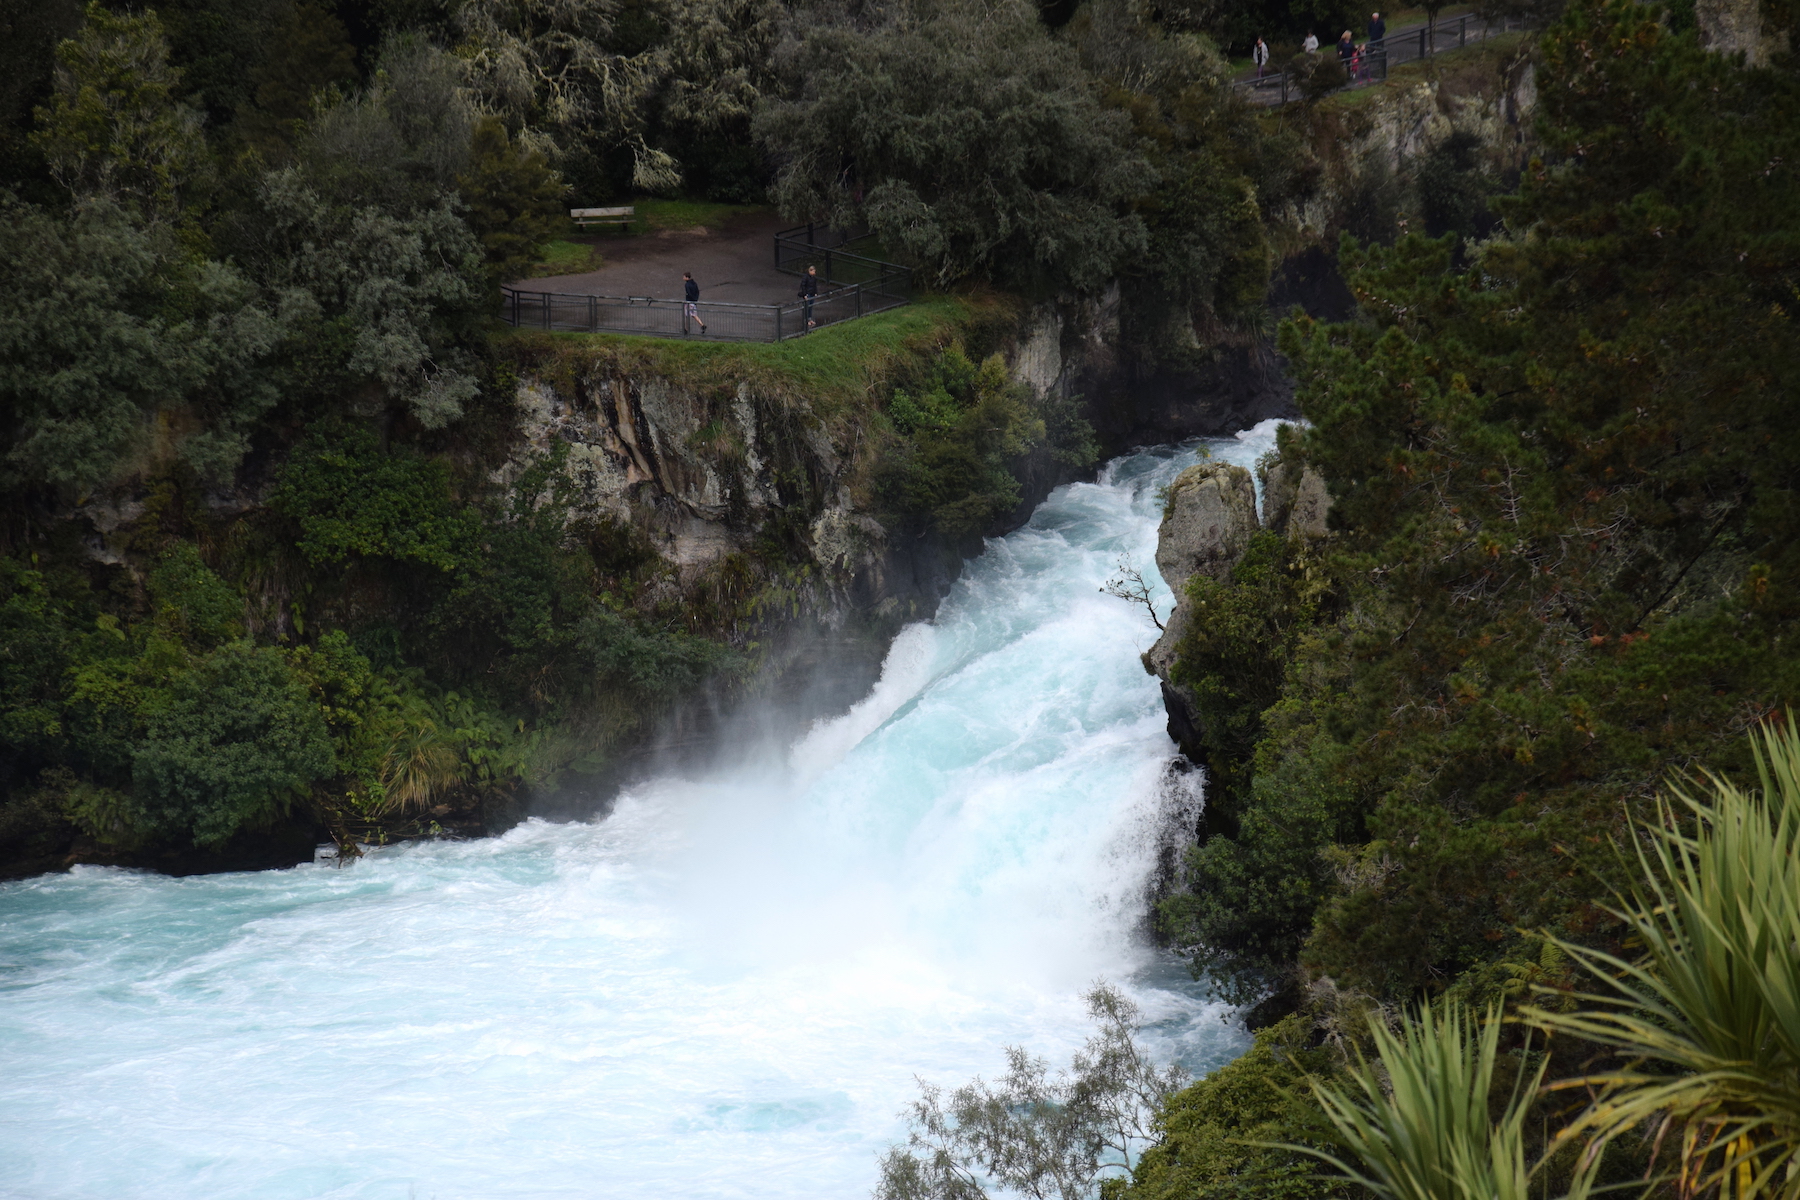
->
[1280, 44, 1539, 243]
[1143, 447, 1332, 764]
[501, 294, 1305, 639]
[1141, 462, 1261, 757]
[1261, 454, 1332, 542]
[1698, 0, 1791, 65]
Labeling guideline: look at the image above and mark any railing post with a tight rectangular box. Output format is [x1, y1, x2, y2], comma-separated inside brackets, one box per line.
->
[1281, 71, 1288, 104]
[541, 293, 550, 330]
[588, 295, 597, 333]
[1459, 15, 1466, 47]
[775, 305, 782, 343]
[1419, 27, 1426, 58]
[825, 248, 834, 285]
[856, 283, 863, 317]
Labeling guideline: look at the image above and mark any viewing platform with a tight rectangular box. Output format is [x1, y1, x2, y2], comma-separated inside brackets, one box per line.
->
[499, 222, 911, 342]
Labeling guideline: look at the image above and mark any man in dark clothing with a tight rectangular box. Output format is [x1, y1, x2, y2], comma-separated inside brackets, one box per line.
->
[798, 264, 819, 329]
[683, 271, 706, 333]
[1368, 11, 1386, 43]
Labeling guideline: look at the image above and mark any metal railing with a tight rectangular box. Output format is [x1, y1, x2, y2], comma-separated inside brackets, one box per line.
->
[1234, 13, 1526, 106]
[774, 225, 898, 287]
[499, 227, 912, 342]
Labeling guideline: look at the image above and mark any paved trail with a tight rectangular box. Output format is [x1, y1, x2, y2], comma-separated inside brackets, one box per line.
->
[515, 210, 798, 306]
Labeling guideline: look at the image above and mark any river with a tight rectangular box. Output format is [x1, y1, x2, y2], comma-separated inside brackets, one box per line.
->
[0, 423, 1282, 1200]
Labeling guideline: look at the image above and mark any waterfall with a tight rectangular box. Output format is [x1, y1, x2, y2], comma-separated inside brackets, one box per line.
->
[0, 423, 1284, 1200]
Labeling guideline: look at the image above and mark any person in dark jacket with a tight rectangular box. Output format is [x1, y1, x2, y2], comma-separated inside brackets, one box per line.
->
[1337, 30, 1355, 61]
[1364, 12, 1386, 78]
[682, 272, 706, 333]
[798, 264, 819, 328]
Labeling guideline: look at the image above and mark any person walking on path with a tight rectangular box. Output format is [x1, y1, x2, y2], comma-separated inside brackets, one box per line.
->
[798, 264, 819, 329]
[1367, 11, 1386, 43]
[1337, 30, 1355, 63]
[682, 272, 706, 334]
[1253, 36, 1270, 79]
[1302, 30, 1319, 52]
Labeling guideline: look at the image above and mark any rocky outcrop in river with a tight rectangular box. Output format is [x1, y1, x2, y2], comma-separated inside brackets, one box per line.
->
[1144, 448, 1332, 764]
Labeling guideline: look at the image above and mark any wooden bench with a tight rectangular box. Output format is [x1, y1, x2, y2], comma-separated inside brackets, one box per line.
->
[570, 206, 635, 229]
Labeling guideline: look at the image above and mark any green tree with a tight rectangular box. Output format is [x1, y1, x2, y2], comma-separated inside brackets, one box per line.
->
[1068, 0, 1291, 348]
[146, 542, 242, 647]
[878, 985, 1185, 1200]
[132, 640, 333, 848]
[268, 424, 479, 572]
[31, 3, 206, 219]
[0, 196, 282, 489]
[0, 562, 78, 793]
[457, 114, 566, 284]
[299, 37, 474, 211]
[878, 346, 1086, 539]
[231, 1, 359, 159]
[1121, 1015, 1339, 1200]
[755, 0, 1153, 293]
[1162, 0, 1800, 1001]
[245, 170, 483, 428]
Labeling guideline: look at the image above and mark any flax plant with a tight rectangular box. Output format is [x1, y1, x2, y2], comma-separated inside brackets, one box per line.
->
[1285, 1001, 1594, 1200]
[1528, 720, 1800, 1199]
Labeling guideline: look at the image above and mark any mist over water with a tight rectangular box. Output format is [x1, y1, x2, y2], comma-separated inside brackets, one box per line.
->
[0, 424, 1283, 1200]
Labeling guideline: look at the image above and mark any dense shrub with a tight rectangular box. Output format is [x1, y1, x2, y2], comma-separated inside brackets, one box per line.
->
[132, 641, 333, 847]
[268, 426, 478, 572]
[877, 345, 1096, 539]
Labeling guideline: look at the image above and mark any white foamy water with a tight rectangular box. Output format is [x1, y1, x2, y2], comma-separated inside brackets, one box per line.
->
[0, 423, 1285, 1200]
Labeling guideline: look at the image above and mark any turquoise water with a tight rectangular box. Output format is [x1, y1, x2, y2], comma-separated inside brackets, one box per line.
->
[0, 424, 1283, 1200]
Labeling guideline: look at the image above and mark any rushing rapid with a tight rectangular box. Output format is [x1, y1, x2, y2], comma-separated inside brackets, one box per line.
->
[0, 424, 1283, 1200]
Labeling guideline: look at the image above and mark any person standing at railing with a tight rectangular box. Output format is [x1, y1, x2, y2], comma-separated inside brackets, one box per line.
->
[1367, 11, 1386, 43]
[798, 264, 819, 329]
[1302, 30, 1319, 52]
[1337, 30, 1355, 63]
[683, 272, 707, 334]
[1253, 36, 1270, 79]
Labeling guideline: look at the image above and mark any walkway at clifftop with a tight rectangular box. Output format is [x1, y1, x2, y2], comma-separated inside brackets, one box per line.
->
[515, 210, 798, 307]
[501, 211, 911, 343]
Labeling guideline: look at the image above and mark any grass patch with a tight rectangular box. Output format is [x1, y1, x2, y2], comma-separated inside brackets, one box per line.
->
[494, 292, 1022, 421]
[635, 198, 773, 232]
[556, 198, 775, 240]
[523, 239, 603, 278]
